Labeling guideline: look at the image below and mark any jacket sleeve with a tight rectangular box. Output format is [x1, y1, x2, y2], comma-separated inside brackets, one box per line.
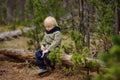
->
[47, 31, 61, 51]
[40, 34, 46, 46]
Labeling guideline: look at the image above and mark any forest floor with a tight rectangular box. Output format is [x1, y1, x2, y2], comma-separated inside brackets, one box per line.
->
[0, 55, 97, 80]
[0, 37, 97, 80]
[0, 59, 81, 80]
[0, 52, 88, 80]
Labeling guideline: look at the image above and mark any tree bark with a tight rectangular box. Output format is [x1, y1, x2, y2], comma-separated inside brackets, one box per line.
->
[78, 0, 85, 45]
[115, 0, 120, 34]
[18, 0, 26, 20]
[0, 48, 36, 64]
[6, 0, 16, 22]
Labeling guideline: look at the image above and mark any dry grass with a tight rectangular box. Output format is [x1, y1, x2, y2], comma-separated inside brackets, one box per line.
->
[0, 37, 30, 49]
[61, 35, 73, 46]
[0, 34, 73, 51]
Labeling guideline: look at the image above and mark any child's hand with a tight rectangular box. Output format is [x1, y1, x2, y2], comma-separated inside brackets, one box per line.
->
[41, 45, 45, 51]
[42, 49, 48, 54]
[41, 49, 48, 58]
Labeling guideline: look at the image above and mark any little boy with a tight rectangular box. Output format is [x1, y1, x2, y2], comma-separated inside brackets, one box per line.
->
[35, 16, 61, 75]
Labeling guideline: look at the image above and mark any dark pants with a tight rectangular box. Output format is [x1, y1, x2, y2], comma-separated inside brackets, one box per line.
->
[35, 50, 54, 69]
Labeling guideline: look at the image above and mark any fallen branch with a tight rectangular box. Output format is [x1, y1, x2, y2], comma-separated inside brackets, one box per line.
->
[0, 48, 36, 64]
[0, 27, 35, 41]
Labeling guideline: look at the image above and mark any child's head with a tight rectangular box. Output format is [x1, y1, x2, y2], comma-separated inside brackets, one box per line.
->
[44, 16, 58, 31]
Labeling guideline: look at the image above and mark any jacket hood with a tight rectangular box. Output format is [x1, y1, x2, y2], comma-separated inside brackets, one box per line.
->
[46, 26, 60, 34]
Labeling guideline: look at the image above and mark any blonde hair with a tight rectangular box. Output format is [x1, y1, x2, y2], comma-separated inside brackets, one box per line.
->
[44, 16, 58, 28]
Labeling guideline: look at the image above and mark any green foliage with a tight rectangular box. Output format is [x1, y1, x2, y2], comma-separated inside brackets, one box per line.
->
[94, 36, 120, 80]
[87, 60, 99, 69]
[88, 0, 97, 6]
[26, 0, 34, 13]
[110, 45, 120, 61]
[62, 44, 73, 54]
[62, 67, 73, 75]
[96, 0, 114, 51]
[71, 50, 98, 69]
[63, 28, 95, 75]
[71, 52, 87, 66]
[70, 30, 82, 42]
[112, 35, 120, 45]
[48, 48, 61, 65]
[26, 0, 67, 24]
[83, 47, 92, 55]
[27, 39, 34, 50]
[87, 0, 115, 51]
[76, 41, 83, 50]
[70, 30, 83, 53]
[98, 52, 110, 66]
[23, 30, 35, 39]
[23, 29, 43, 50]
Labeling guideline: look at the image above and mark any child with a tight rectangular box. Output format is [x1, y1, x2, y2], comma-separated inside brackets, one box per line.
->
[35, 16, 61, 75]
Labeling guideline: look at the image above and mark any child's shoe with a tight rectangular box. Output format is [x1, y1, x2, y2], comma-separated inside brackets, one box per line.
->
[38, 69, 48, 75]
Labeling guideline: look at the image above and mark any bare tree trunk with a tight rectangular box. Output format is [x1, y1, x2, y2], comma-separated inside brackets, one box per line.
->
[35, 27, 40, 50]
[71, 11, 75, 30]
[18, 0, 26, 20]
[6, 0, 15, 22]
[78, 0, 85, 45]
[115, 0, 120, 34]
[86, 1, 90, 49]
[69, 0, 75, 30]
[0, 0, 7, 24]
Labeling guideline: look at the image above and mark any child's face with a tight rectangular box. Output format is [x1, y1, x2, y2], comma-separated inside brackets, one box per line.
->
[45, 26, 53, 31]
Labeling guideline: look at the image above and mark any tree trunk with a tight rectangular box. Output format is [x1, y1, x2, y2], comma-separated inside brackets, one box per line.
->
[115, 0, 120, 34]
[18, 0, 26, 20]
[86, 1, 90, 48]
[6, 0, 15, 22]
[78, 0, 85, 45]
[0, 48, 36, 64]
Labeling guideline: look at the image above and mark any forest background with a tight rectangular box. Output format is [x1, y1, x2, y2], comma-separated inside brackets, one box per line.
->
[0, 0, 120, 80]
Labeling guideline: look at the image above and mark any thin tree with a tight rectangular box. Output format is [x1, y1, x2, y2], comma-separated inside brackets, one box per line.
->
[115, 0, 120, 35]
